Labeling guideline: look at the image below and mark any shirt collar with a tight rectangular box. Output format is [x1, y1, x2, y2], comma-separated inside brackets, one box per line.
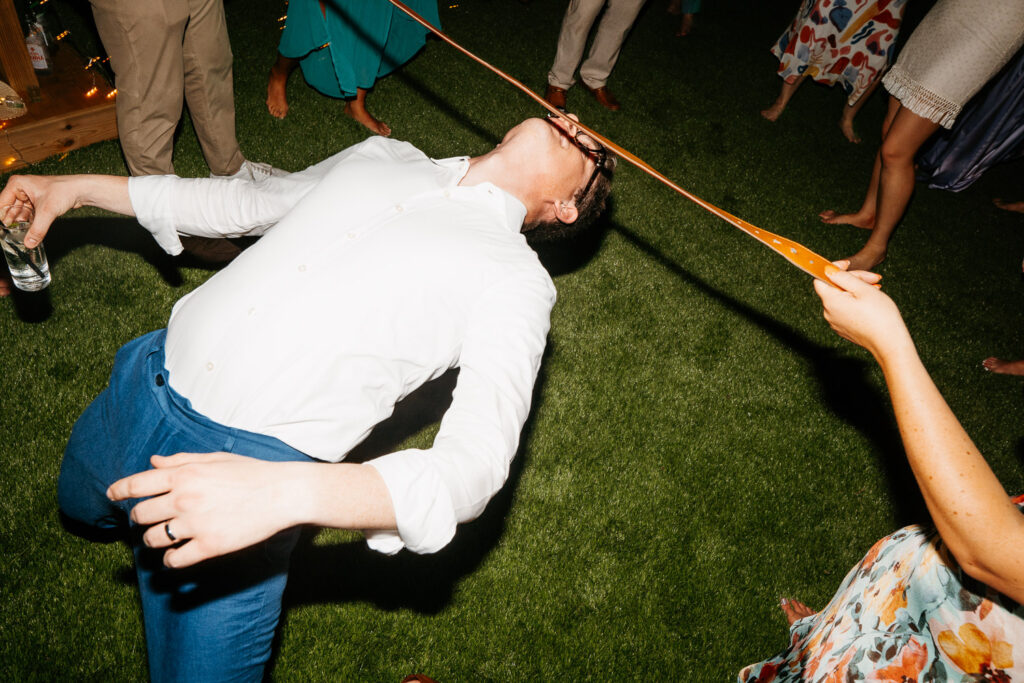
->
[434, 156, 528, 233]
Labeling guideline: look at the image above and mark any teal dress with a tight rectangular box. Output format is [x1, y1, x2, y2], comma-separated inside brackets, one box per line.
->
[278, 0, 440, 98]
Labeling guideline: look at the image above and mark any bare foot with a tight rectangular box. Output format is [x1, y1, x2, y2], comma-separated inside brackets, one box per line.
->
[344, 99, 391, 136]
[845, 244, 886, 271]
[839, 118, 861, 144]
[676, 13, 694, 36]
[761, 102, 784, 122]
[266, 65, 291, 119]
[982, 358, 1024, 376]
[780, 598, 816, 626]
[994, 199, 1024, 214]
[0, 275, 10, 297]
[819, 209, 874, 229]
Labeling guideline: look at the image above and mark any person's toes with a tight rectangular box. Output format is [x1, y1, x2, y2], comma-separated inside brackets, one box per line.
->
[819, 209, 837, 222]
[780, 597, 816, 625]
[267, 101, 288, 119]
[266, 74, 290, 119]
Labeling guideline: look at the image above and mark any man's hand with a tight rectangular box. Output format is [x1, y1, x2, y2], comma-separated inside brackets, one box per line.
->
[813, 260, 909, 360]
[107, 452, 305, 568]
[0, 174, 134, 248]
[0, 175, 84, 247]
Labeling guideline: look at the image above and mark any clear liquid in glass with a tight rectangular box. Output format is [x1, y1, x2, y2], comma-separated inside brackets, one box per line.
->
[1, 222, 50, 291]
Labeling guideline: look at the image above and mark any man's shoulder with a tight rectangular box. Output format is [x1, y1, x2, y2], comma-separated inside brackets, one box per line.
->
[352, 135, 428, 162]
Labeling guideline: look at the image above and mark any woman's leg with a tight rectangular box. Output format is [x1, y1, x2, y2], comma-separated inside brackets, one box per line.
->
[839, 75, 883, 144]
[344, 87, 392, 136]
[820, 96, 901, 229]
[676, 0, 700, 35]
[845, 106, 940, 269]
[266, 53, 300, 119]
[676, 12, 695, 36]
[761, 74, 807, 122]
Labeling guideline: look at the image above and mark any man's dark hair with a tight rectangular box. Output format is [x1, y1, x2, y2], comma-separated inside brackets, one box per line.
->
[524, 151, 617, 244]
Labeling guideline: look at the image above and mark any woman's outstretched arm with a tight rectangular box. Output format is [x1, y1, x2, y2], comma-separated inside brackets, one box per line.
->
[815, 263, 1024, 603]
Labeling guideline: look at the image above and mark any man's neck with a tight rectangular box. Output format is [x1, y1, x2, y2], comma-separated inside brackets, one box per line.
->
[461, 151, 541, 224]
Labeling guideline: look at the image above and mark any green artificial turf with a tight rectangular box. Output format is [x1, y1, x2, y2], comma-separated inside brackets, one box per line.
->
[2, 0, 1023, 679]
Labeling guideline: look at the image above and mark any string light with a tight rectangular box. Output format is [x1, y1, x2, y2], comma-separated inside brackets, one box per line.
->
[106, 89, 117, 99]
[4, 157, 18, 167]
[84, 86, 98, 97]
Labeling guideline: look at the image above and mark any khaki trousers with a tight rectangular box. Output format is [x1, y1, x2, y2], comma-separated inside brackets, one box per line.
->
[90, 0, 244, 176]
[547, 0, 648, 91]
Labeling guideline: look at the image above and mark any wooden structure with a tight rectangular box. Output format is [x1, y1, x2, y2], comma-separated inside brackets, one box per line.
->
[0, 0, 117, 172]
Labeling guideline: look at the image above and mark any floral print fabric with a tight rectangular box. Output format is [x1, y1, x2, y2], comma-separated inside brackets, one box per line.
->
[771, 0, 907, 106]
[739, 496, 1024, 682]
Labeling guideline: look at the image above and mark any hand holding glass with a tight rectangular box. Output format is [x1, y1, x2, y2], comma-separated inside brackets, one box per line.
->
[1, 204, 50, 291]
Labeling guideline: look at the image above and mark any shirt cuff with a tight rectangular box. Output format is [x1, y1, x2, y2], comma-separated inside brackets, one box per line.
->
[365, 449, 458, 555]
[128, 176, 184, 255]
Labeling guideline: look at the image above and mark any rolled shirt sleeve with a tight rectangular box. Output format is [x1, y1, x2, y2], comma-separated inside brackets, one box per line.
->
[366, 268, 556, 554]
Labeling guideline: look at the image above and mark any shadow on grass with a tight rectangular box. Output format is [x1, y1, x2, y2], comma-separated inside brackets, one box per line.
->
[5, 215, 250, 323]
[43, 215, 237, 280]
[8, 216, 179, 323]
[277, 351, 552, 623]
[391, 68, 501, 147]
[610, 221, 931, 526]
[7, 286, 53, 323]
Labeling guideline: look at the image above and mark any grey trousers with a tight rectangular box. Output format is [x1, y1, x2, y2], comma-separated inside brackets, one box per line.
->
[547, 0, 648, 90]
[90, 0, 245, 176]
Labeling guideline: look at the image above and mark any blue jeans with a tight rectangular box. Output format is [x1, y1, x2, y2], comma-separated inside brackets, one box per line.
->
[58, 330, 315, 682]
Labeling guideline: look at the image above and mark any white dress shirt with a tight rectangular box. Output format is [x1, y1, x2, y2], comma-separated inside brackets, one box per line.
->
[128, 137, 557, 554]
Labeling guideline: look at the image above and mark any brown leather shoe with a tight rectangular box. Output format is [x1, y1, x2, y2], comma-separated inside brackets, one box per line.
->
[544, 84, 567, 110]
[583, 84, 621, 111]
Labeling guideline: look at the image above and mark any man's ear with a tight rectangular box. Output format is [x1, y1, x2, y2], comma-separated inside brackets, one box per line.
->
[554, 199, 579, 225]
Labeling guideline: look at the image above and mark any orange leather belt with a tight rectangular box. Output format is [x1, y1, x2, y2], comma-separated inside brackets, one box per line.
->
[387, 0, 832, 282]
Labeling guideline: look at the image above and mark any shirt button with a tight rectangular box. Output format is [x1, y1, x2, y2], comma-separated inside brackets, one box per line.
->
[346, 232, 357, 240]
[155, 374, 165, 386]
[298, 264, 307, 272]
[395, 204, 404, 212]
[443, 190, 451, 199]
[206, 362, 214, 372]
[248, 307, 256, 316]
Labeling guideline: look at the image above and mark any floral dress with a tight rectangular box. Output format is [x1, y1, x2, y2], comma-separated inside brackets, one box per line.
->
[771, 0, 908, 106]
[739, 496, 1024, 682]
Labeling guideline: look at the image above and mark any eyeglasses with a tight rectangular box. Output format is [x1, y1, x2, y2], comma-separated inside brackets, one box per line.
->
[544, 114, 608, 199]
